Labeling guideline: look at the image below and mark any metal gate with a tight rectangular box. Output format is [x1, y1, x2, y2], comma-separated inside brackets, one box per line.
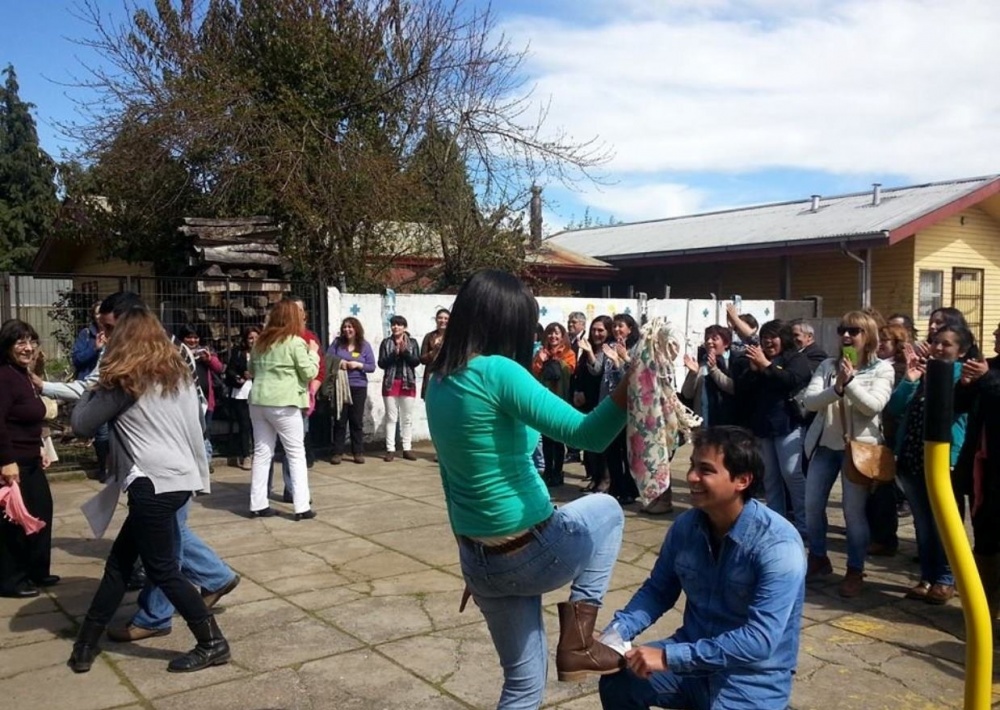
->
[951, 267, 984, 345]
[0, 272, 329, 471]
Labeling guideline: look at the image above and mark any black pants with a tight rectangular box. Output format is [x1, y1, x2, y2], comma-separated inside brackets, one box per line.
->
[230, 398, 253, 458]
[332, 386, 368, 455]
[866, 480, 900, 549]
[583, 450, 608, 488]
[84, 478, 208, 627]
[542, 436, 565, 481]
[0, 458, 54, 593]
[606, 430, 639, 500]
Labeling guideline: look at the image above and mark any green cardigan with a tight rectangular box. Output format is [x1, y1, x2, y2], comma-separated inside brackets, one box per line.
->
[249, 336, 320, 409]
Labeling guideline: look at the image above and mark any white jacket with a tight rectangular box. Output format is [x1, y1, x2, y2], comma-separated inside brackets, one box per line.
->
[802, 357, 894, 457]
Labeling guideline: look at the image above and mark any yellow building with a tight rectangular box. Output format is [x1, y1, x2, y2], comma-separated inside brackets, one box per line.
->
[548, 175, 1000, 343]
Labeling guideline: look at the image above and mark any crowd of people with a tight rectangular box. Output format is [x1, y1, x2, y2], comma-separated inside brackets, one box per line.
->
[3, 273, 1000, 709]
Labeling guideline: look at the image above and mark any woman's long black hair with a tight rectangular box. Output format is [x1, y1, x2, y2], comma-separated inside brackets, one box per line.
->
[430, 270, 538, 376]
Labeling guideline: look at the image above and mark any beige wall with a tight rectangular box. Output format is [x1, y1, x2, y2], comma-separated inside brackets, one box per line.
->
[913, 206, 1000, 342]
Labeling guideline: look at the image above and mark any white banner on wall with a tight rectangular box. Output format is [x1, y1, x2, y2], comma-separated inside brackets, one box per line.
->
[325, 288, 776, 446]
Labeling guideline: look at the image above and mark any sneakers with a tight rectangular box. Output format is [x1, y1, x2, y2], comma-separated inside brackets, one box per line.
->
[838, 568, 865, 598]
[805, 554, 833, 581]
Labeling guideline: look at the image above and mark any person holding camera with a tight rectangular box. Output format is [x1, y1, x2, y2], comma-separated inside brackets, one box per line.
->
[801, 311, 894, 598]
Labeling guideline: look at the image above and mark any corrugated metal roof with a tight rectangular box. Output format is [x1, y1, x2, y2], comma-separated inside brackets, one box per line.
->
[547, 175, 1000, 259]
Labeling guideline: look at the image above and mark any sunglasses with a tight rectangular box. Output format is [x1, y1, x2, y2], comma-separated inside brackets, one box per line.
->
[837, 326, 863, 337]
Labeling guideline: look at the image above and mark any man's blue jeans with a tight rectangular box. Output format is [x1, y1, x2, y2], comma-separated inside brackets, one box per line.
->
[599, 648, 793, 710]
[758, 428, 806, 536]
[459, 494, 624, 710]
[132, 501, 234, 630]
[897, 472, 954, 586]
[804, 446, 870, 571]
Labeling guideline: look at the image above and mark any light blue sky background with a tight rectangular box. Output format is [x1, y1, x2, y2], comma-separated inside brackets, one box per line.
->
[3, 0, 998, 233]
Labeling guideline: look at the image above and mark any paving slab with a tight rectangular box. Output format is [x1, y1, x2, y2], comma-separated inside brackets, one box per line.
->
[7, 444, 991, 709]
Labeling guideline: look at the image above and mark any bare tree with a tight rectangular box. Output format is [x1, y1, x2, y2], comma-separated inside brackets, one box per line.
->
[63, 0, 610, 287]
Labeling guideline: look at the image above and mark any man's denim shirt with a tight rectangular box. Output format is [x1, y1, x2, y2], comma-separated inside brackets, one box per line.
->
[611, 499, 806, 695]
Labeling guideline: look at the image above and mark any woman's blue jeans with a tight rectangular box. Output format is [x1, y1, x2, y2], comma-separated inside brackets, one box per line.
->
[805, 446, 871, 571]
[897, 472, 954, 586]
[459, 494, 624, 710]
[758, 428, 806, 536]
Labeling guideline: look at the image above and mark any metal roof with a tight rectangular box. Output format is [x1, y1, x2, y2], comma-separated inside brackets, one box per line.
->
[547, 175, 1000, 260]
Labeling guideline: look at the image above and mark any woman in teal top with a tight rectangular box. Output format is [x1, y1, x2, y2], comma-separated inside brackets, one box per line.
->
[247, 299, 319, 520]
[426, 270, 631, 709]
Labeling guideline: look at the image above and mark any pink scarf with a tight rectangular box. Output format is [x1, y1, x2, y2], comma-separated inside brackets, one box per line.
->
[0, 482, 46, 535]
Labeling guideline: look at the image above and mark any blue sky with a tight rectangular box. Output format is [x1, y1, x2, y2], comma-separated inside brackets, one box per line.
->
[3, 0, 998, 232]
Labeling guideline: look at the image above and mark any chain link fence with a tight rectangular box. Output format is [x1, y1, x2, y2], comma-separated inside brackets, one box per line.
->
[1, 272, 329, 472]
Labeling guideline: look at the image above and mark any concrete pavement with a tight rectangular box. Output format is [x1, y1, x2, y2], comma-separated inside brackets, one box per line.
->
[0, 445, 994, 709]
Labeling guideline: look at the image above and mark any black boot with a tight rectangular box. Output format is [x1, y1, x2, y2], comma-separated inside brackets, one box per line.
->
[126, 560, 147, 591]
[167, 615, 231, 673]
[67, 619, 105, 673]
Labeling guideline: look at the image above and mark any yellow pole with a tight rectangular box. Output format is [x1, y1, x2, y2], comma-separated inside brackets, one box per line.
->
[923, 358, 992, 709]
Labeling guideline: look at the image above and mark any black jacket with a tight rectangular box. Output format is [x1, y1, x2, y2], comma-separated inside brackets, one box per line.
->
[736, 349, 813, 438]
[955, 356, 1000, 497]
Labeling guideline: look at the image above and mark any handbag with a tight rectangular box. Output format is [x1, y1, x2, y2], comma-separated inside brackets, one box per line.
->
[838, 396, 896, 487]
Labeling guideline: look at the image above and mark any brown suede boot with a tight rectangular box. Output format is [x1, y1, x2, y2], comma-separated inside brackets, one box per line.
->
[555, 601, 624, 682]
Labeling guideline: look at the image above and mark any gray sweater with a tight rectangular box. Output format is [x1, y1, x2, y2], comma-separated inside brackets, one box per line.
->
[71, 381, 210, 494]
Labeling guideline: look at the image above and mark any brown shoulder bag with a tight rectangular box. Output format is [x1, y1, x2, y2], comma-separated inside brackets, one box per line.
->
[838, 396, 896, 487]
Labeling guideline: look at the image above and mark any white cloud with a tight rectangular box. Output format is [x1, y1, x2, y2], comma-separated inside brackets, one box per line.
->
[500, 0, 1000, 217]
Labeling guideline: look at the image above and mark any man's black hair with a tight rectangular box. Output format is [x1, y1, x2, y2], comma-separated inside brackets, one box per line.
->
[99, 291, 147, 318]
[691, 426, 763, 502]
[430, 269, 538, 376]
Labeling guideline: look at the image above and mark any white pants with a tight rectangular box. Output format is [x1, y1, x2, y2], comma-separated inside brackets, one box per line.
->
[249, 405, 310, 513]
[384, 395, 415, 452]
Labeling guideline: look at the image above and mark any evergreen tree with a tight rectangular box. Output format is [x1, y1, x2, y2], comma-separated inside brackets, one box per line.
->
[0, 65, 58, 271]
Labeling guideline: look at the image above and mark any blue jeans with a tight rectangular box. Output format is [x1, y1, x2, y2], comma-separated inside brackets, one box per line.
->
[132, 501, 234, 630]
[758, 429, 806, 536]
[897, 472, 954, 586]
[204, 410, 214, 461]
[460, 494, 624, 710]
[804, 446, 870, 571]
[599, 647, 793, 710]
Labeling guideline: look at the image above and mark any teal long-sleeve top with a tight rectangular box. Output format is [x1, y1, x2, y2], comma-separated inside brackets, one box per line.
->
[426, 354, 627, 537]
[886, 361, 966, 468]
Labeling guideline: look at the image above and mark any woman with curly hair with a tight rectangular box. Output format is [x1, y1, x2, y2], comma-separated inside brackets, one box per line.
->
[68, 306, 229, 674]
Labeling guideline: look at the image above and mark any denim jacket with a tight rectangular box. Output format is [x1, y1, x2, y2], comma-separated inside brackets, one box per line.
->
[610, 500, 805, 705]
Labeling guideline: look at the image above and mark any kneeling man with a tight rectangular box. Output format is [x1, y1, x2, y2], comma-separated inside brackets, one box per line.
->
[600, 426, 805, 710]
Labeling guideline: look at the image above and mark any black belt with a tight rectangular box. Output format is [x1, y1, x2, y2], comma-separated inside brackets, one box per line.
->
[461, 514, 554, 556]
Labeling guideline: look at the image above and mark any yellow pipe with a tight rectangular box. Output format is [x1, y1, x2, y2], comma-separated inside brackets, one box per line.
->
[924, 440, 993, 709]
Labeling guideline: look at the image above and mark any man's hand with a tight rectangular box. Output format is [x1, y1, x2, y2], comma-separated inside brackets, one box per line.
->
[961, 358, 989, 385]
[624, 646, 668, 679]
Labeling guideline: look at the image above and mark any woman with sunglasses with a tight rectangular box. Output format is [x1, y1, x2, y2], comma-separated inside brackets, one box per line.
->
[802, 311, 894, 598]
